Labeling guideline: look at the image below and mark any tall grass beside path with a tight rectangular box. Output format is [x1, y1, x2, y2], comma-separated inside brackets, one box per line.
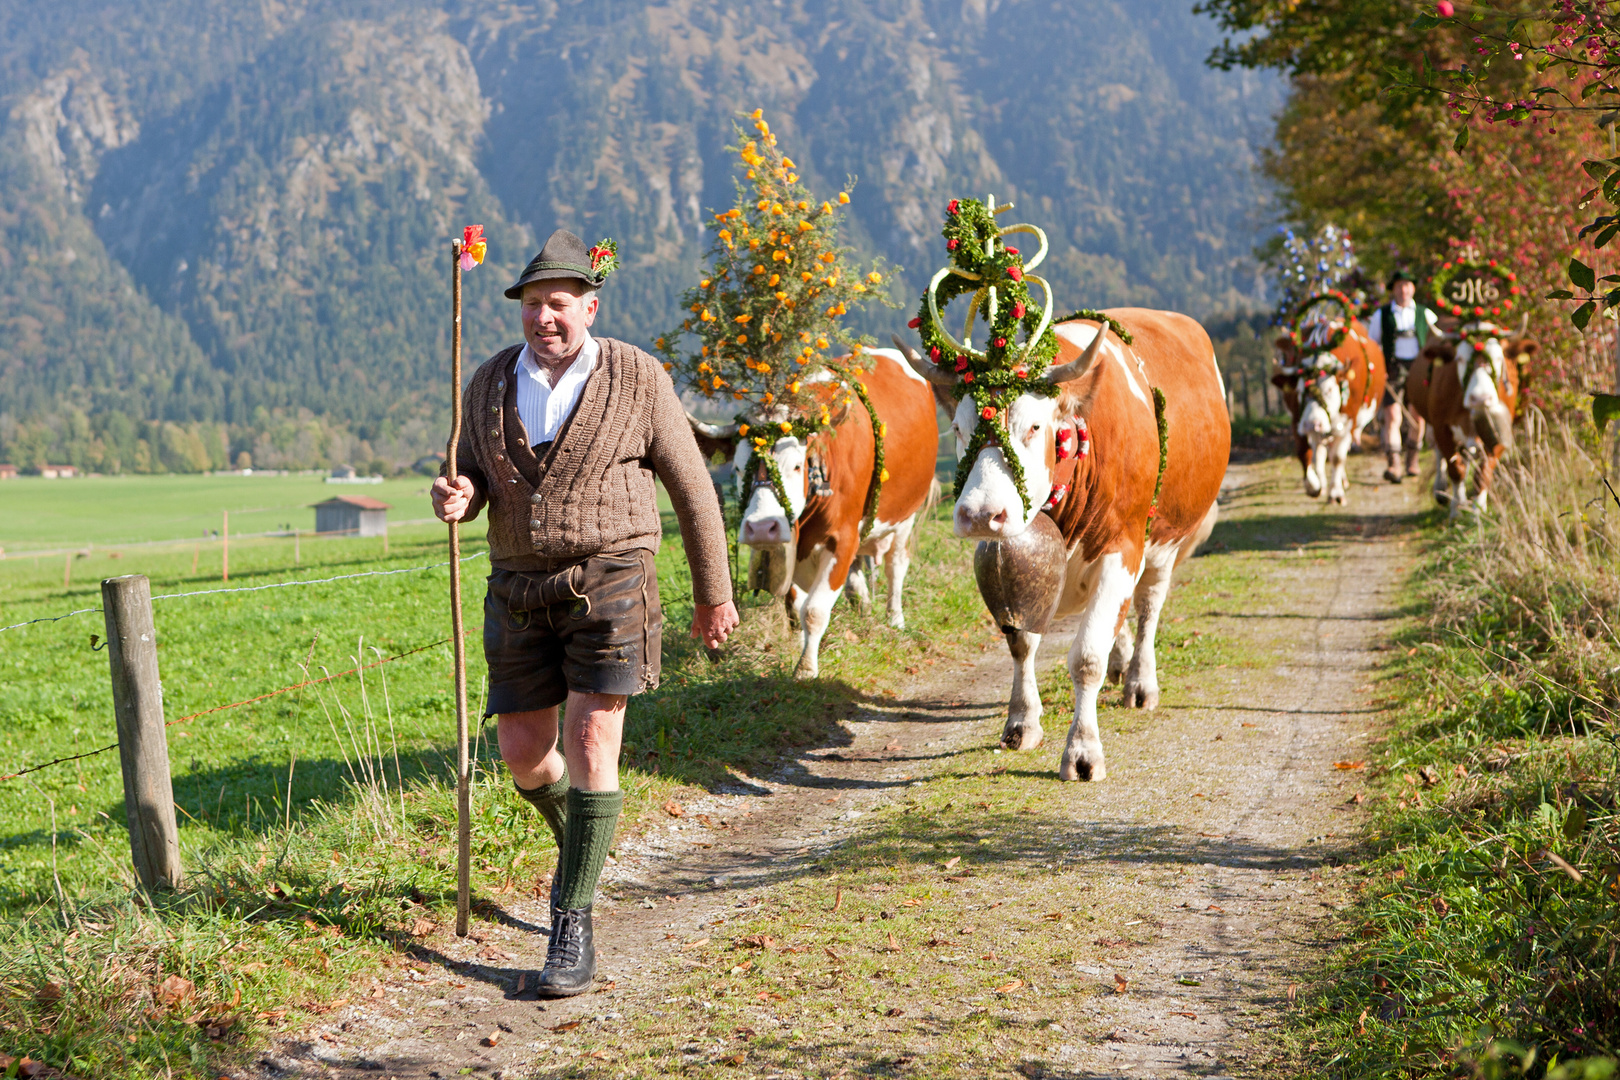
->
[1302, 419, 1620, 1078]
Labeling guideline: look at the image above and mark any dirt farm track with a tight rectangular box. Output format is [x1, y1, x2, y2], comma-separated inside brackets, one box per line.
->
[247, 449, 1419, 1080]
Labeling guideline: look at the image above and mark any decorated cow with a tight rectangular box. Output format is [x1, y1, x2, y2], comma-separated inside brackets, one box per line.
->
[1271, 294, 1386, 504]
[689, 348, 939, 677]
[1405, 322, 1536, 517]
[904, 195, 1228, 782]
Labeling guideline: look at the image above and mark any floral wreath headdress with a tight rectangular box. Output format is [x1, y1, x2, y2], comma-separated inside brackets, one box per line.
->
[909, 194, 1065, 514]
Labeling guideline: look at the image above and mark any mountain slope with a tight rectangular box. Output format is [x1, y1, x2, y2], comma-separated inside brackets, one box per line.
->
[0, 0, 1279, 471]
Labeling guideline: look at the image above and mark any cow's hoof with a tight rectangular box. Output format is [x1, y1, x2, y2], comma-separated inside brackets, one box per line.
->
[793, 661, 818, 680]
[1383, 468, 1403, 484]
[1001, 725, 1044, 751]
[1058, 753, 1105, 782]
[1330, 492, 1346, 506]
[1125, 685, 1160, 710]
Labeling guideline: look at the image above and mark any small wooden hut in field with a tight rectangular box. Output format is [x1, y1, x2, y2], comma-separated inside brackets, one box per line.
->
[311, 495, 391, 537]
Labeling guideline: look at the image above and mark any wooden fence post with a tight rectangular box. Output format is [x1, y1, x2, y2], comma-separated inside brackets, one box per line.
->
[101, 574, 182, 891]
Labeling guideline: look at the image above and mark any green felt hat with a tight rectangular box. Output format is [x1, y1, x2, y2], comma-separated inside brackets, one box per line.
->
[505, 229, 619, 298]
[1386, 269, 1417, 289]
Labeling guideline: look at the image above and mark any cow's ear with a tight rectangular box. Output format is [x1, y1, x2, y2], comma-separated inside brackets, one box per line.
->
[1054, 386, 1084, 419]
[1273, 336, 1296, 361]
[1514, 341, 1540, 357]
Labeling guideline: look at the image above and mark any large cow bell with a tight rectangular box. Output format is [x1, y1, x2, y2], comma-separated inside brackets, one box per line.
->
[974, 511, 1067, 635]
[1472, 406, 1513, 455]
[747, 542, 794, 598]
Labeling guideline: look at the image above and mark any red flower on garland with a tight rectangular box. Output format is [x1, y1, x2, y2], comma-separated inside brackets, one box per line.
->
[994, 337, 1007, 348]
[1012, 302, 1025, 319]
[963, 371, 974, 383]
[947, 238, 959, 251]
[981, 405, 996, 420]
[954, 356, 969, 373]
[1005, 246, 1019, 256]
[1006, 266, 1023, 282]
[907, 316, 922, 328]
[1014, 365, 1028, 379]
[947, 199, 960, 214]
[930, 345, 942, 362]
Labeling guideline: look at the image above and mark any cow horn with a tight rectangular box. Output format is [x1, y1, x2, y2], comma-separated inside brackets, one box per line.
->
[892, 334, 956, 387]
[1044, 322, 1109, 385]
[686, 413, 739, 439]
[1517, 312, 1529, 338]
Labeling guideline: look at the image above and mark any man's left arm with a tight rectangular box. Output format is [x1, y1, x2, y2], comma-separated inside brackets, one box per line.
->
[646, 364, 738, 648]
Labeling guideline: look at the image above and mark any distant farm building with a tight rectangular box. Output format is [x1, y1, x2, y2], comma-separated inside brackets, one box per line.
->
[40, 465, 78, 478]
[0, 464, 16, 480]
[311, 495, 391, 537]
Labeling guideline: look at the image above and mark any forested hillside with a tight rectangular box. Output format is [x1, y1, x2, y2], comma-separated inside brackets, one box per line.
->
[0, 0, 1279, 472]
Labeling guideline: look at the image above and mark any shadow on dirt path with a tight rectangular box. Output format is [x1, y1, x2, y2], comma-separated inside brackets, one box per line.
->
[250, 451, 1423, 1079]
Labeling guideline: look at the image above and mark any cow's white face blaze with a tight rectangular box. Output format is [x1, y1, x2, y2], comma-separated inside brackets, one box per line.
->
[1296, 372, 1341, 439]
[951, 392, 1059, 539]
[737, 436, 808, 547]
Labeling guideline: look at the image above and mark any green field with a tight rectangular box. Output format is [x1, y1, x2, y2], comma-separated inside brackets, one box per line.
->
[0, 473, 462, 554]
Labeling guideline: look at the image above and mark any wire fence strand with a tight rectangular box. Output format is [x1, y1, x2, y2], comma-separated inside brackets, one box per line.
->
[0, 635, 455, 782]
[0, 551, 487, 634]
[0, 607, 104, 635]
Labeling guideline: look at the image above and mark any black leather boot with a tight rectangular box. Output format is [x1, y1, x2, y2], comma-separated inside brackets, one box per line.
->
[535, 905, 595, 998]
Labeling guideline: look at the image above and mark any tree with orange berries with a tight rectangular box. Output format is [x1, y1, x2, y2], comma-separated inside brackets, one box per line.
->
[656, 110, 893, 437]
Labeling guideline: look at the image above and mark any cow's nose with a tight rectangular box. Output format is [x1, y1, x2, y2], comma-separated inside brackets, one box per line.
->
[954, 505, 1010, 537]
[740, 519, 781, 545]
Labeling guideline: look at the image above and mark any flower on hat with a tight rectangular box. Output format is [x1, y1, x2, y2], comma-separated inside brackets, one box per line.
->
[460, 225, 487, 271]
[587, 238, 619, 278]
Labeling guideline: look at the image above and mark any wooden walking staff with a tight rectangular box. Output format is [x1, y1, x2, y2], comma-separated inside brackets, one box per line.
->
[447, 225, 488, 937]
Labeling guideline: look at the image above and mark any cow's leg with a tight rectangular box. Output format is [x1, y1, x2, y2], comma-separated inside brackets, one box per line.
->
[1124, 544, 1177, 710]
[1446, 444, 1470, 521]
[1106, 625, 1134, 686]
[880, 518, 915, 629]
[1059, 554, 1139, 782]
[1326, 422, 1352, 505]
[844, 556, 872, 615]
[793, 545, 847, 679]
[1302, 436, 1324, 498]
[1003, 629, 1045, 750]
[1431, 447, 1449, 506]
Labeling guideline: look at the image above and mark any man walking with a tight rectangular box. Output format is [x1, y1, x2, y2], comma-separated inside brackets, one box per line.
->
[1367, 270, 1440, 483]
[431, 229, 738, 997]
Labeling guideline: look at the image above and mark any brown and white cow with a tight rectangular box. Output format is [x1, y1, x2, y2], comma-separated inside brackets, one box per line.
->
[690, 348, 939, 677]
[1272, 319, 1385, 504]
[904, 310, 1229, 781]
[1405, 324, 1536, 518]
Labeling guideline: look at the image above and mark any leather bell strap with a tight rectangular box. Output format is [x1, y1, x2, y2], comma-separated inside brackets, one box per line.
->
[1044, 418, 1090, 510]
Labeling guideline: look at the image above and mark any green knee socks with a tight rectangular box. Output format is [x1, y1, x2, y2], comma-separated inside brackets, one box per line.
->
[556, 788, 623, 911]
[514, 771, 570, 849]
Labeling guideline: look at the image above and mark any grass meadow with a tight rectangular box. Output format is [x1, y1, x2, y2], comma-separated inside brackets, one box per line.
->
[0, 469, 1003, 1076]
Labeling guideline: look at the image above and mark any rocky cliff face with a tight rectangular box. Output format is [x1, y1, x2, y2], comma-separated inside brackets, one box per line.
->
[0, 0, 1279, 469]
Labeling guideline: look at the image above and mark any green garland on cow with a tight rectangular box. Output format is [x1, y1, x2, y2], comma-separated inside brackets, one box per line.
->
[1053, 309, 1134, 346]
[1144, 387, 1169, 543]
[831, 368, 887, 540]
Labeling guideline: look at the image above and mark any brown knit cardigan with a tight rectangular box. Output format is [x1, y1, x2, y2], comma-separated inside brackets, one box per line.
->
[450, 337, 733, 607]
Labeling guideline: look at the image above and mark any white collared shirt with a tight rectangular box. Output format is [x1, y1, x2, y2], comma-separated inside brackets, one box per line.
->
[515, 334, 598, 446]
[1367, 300, 1439, 361]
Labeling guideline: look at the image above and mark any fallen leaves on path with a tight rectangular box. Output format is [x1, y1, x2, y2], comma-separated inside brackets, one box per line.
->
[1333, 760, 1367, 771]
[1113, 973, 1129, 994]
[483, 1031, 501, 1047]
[943, 856, 961, 871]
[679, 937, 711, 950]
[408, 917, 436, 938]
[1169, 1010, 1197, 1019]
[833, 886, 843, 912]
[664, 801, 685, 817]
[884, 932, 901, 952]
[738, 934, 778, 950]
[994, 979, 1024, 994]
[552, 1020, 581, 1033]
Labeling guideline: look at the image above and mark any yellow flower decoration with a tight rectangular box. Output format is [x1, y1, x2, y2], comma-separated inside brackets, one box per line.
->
[837, 192, 849, 204]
